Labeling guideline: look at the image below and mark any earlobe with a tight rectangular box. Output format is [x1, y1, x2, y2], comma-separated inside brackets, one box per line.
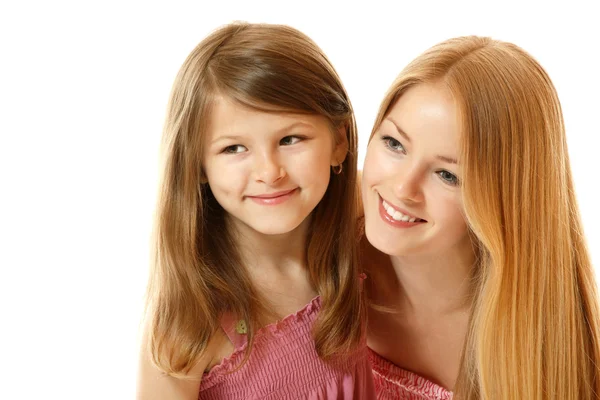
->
[199, 169, 208, 184]
[331, 124, 349, 167]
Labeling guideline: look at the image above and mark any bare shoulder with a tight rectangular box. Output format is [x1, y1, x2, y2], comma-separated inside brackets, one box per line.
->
[135, 322, 231, 400]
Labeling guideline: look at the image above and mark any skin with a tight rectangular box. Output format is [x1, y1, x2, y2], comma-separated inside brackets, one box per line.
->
[136, 96, 347, 399]
[361, 82, 476, 390]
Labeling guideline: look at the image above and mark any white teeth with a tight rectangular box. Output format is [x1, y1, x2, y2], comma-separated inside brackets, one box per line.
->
[382, 198, 420, 223]
[387, 206, 395, 217]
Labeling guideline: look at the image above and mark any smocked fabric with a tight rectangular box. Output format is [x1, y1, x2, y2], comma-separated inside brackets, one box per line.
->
[198, 296, 376, 399]
[369, 349, 453, 400]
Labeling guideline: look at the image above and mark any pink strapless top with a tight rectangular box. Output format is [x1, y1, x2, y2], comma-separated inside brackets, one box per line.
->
[198, 296, 376, 399]
[369, 349, 453, 400]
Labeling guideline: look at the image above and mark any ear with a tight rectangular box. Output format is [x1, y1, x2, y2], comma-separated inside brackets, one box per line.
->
[331, 124, 349, 167]
[199, 167, 208, 184]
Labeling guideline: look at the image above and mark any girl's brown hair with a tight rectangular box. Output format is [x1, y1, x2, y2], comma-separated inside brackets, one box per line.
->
[145, 22, 363, 377]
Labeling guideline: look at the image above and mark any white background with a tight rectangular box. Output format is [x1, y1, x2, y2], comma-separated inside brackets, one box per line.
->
[1, 1, 598, 398]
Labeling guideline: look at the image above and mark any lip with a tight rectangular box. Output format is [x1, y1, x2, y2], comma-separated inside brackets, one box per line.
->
[378, 193, 426, 228]
[247, 188, 298, 205]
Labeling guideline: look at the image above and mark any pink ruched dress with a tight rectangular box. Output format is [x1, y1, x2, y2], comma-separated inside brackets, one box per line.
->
[198, 295, 376, 399]
[369, 349, 453, 400]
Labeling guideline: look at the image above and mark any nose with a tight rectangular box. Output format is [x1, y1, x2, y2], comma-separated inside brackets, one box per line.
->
[254, 150, 285, 184]
[393, 165, 424, 204]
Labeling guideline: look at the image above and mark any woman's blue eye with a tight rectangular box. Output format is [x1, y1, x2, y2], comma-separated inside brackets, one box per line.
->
[280, 136, 302, 146]
[437, 170, 459, 186]
[381, 135, 406, 153]
[223, 144, 246, 154]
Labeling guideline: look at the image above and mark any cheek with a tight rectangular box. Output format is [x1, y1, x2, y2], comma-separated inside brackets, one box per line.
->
[206, 161, 245, 196]
[362, 145, 387, 186]
[304, 159, 332, 191]
[433, 192, 468, 233]
[292, 146, 332, 180]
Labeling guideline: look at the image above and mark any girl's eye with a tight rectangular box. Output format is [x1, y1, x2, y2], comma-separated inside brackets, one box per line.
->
[223, 144, 247, 154]
[381, 135, 406, 153]
[437, 170, 459, 186]
[280, 136, 302, 146]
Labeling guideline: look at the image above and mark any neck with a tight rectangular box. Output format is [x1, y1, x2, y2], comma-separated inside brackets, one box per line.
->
[390, 237, 476, 316]
[227, 216, 310, 274]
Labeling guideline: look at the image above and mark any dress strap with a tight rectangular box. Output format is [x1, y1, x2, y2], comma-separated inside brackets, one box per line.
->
[359, 272, 367, 291]
[220, 313, 248, 348]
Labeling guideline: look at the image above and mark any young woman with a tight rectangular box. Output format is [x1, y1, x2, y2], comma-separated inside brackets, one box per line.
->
[361, 36, 600, 399]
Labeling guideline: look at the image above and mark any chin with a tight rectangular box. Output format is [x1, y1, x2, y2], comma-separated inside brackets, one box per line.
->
[364, 224, 393, 254]
[364, 223, 420, 257]
[251, 219, 305, 236]
[368, 236, 403, 257]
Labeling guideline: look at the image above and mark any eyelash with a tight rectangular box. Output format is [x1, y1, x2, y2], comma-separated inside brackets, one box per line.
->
[380, 135, 460, 186]
[222, 144, 245, 154]
[436, 170, 459, 186]
[221, 135, 304, 154]
[280, 135, 304, 146]
[381, 135, 406, 154]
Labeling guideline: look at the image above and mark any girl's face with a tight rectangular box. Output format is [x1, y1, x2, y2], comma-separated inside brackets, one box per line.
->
[203, 96, 346, 237]
[362, 82, 470, 257]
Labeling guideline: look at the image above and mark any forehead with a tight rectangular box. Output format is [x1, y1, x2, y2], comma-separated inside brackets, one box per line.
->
[206, 96, 330, 141]
[386, 83, 461, 154]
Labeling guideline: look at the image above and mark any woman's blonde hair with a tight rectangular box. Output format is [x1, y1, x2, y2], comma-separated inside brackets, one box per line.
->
[146, 22, 363, 377]
[370, 36, 600, 399]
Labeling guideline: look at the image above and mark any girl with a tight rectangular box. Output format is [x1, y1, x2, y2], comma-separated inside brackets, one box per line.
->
[137, 23, 375, 399]
[361, 36, 600, 399]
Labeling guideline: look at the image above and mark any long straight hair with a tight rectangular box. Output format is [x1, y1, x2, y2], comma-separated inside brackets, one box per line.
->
[370, 36, 600, 399]
[146, 22, 363, 377]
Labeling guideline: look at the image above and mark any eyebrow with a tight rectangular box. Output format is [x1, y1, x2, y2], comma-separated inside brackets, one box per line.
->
[386, 117, 411, 144]
[211, 134, 242, 145]
[210, 121, 315, 146]
[385, 117, 458, 165]
[437, 155, 458, 165]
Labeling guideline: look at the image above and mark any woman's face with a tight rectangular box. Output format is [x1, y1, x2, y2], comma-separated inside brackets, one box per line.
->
[362, 82, 470, 257]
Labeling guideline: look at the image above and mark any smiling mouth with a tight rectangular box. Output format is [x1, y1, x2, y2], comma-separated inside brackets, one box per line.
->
[246, 188, 298, 205]
[379, 194, 427, 224]
[249, 188, 297, 199]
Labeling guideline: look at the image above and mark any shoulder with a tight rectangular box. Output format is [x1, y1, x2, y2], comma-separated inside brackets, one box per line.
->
[136, 318, 231, 400]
